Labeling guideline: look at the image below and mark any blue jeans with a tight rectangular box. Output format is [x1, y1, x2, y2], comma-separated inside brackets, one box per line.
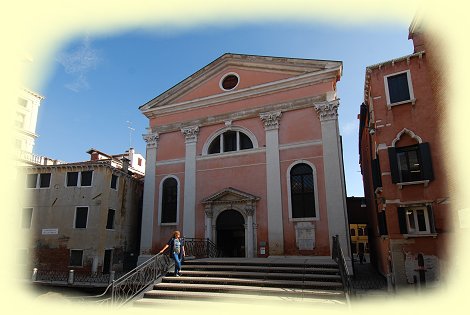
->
[172, 252, 182, 275]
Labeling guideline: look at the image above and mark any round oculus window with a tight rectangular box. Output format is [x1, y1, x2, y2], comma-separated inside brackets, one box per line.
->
[221, 74, 239, 91]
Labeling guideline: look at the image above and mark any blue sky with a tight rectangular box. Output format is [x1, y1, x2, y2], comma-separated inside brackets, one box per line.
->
[33, 21, 414, 197]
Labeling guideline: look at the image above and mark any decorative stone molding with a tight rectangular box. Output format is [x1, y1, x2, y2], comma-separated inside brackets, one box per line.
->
[181, 125, 200, 143]
[313, 100, 339, 121]
[244, 206, 255, 217]
[204, 205, 213, 218]
[143, 131, 159, 149]
[391, 128, 423, 147]
[259, 111, 282, 130]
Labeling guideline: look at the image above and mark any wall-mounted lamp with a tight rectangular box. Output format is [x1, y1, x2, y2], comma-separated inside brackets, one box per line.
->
[360, 198, 367, 207]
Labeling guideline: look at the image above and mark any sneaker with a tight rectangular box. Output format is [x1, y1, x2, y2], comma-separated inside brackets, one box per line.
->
[175, 273, 180, 277]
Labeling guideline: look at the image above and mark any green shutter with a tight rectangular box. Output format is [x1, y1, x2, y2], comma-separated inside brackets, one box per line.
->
[427, 205, 437, 233]
[419, 142, 434, 181]
[397, 207, 408, 234]
[372, 158, 382, 189]
[388, 147, 400, 183]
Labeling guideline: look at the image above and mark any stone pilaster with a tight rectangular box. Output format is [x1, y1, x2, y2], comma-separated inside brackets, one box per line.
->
[260, 110, 284, 255]
[314, 100, 351, 262]
[138, 129, 159, 265]
[181, 125, 199, 238]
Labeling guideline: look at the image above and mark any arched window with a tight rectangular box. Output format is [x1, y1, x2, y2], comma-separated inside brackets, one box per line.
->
[290, 163, 316, 219]
[207, 130, 254, 154]
[161, 177, 178, 224]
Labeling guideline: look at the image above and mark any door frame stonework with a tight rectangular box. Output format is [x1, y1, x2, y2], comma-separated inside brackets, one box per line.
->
[202, 187, 259, 258]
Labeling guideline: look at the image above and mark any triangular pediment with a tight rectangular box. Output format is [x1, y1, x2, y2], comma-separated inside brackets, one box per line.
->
[202, 187, 260, 204]
[140, 53, 342, 113]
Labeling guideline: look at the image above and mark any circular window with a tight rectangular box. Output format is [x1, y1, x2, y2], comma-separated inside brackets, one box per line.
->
[220, 73, 239, 91]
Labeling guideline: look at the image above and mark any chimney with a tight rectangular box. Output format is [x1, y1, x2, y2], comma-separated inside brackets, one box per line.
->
[121, 157, 130, 173]
[409, 16, 425, 53]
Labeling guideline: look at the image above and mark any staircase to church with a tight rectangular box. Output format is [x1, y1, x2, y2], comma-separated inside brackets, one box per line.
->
[133, 257, 349, 309]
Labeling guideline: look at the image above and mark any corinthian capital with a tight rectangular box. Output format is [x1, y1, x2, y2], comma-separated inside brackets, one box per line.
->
[313, 100, 340, 121]
[143, 131, 159, 149]
[260, 111, 282, 130]
[181, 125, 199, 143]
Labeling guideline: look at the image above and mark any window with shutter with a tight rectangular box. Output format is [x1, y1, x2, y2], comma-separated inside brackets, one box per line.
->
[398, 206, 435, 235]
[388, 142, 434, 184]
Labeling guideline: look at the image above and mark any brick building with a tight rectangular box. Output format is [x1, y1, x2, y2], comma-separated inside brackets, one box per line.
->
[359, 19, 451, 290]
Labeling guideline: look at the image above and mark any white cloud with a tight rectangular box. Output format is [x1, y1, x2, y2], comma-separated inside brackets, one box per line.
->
[57, 36, 100, 92]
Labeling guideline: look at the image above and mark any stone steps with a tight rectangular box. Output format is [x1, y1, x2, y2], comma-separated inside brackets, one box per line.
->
[133, 257, 347, 308]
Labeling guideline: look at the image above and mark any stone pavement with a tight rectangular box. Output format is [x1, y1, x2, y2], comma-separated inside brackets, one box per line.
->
[350, 256, 390, 299]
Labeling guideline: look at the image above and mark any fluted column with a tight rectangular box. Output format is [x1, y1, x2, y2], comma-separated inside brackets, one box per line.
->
[313, 100, 351, 263]
[138, 129, 159, 265]
[181, 125, 199, 238]
[259, 110, 284, 255]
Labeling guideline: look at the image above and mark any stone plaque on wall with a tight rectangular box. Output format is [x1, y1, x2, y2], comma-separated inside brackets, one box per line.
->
[295, 222, 315, 250]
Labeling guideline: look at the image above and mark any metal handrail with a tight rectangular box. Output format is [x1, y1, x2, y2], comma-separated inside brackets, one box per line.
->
[332, 235, 354, 296]
[70, 253, 173, 306]
[70, 238, 219, 306]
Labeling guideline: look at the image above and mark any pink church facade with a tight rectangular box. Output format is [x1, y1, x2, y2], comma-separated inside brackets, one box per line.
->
[138, 54, 350, 262]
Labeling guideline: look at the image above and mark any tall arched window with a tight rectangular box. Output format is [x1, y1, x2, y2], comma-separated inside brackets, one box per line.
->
[290, 163, 316, 218]
[161, 177, 178, 224]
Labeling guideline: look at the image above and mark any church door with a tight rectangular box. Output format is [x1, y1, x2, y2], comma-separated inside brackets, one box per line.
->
[216, 210, 245, 257]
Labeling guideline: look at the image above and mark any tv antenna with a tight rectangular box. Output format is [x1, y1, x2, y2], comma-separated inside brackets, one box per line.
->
[126, 121, 135, 148]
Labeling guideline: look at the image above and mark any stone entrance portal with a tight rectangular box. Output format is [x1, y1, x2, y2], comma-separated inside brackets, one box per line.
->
[202, 187, 259, 258]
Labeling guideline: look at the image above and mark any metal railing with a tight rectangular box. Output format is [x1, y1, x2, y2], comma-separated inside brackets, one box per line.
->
[332, 235, 354, 296]
[184, 238, 221, 258]
[31, 268, 124, 286]
[70, 253, 173, 306]
[67, 238, 219, 306]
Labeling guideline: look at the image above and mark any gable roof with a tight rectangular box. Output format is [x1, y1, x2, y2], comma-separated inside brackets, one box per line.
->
[139, 53, 342, 114]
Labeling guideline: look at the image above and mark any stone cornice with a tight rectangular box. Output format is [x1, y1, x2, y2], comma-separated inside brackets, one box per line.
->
[153, 94, 325, 134]
[22, 161, 143, 181]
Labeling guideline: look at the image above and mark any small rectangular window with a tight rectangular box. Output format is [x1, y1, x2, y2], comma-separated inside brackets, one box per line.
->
[22, 208, 33, 229]
[75, 207, 88, 228]
[15, 112, 25, 128]
[39, 173, 51, 188]
[18, 97, 28, 107]
[106, 209, 115, 230]
[387, 72, 410, 104]
[80, 171, 93, 186]
[26, 174, 38, 188]
[69, 250, 83, 267]
[110, 174, 118, 190]
[67, 172, 79, 187]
